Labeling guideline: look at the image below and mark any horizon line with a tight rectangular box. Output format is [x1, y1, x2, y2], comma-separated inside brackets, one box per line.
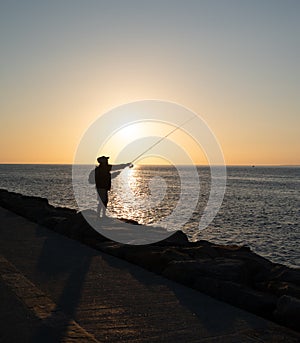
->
[0, 162, 299, 167]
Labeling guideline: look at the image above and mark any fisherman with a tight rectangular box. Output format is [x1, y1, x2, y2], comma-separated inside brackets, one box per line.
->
[95, 156, 131, 218]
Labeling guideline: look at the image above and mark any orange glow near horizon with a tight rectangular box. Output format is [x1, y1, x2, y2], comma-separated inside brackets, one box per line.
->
[0, 110, 299, 166]
[96, 121, 208, 166]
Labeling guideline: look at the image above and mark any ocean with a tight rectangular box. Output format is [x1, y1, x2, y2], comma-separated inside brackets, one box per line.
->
[0, 164, 299, 268]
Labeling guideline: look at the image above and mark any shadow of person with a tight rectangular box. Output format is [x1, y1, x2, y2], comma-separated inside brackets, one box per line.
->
[32, 226, 96, 342]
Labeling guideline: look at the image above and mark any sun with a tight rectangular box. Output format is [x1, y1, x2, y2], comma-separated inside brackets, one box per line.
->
[96, 123, 146, 163]
[97, 120, 208, 165]
[118, 124, 141, 141]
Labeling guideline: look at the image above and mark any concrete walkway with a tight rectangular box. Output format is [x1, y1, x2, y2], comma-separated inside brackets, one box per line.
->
[0, 207, 299, 343]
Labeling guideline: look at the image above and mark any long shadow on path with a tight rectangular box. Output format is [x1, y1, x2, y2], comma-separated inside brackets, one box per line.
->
[32, 228, 95, 342]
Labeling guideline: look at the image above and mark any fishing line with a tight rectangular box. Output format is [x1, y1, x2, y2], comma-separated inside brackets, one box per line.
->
[130, 114, 197, 164]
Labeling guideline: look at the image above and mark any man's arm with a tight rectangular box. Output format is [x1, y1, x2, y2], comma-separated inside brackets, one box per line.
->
[111, 171, 121, 179]
[111, 163, 131, 171]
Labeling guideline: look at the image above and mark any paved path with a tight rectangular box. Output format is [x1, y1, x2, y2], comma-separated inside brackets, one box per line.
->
[0, 207, 299, 343]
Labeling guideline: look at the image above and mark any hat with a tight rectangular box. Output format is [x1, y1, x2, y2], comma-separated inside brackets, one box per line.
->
[97, 156, 109, 163]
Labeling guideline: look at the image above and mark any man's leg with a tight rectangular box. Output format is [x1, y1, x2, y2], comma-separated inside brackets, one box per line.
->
[98, 189, 108, 218]
[97, 198, 102, 217]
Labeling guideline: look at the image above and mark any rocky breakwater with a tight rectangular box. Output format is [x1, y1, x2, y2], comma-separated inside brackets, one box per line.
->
[0, 189, 299, 332]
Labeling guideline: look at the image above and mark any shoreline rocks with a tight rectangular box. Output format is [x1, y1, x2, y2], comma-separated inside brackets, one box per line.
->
[0, 189, 299, 332]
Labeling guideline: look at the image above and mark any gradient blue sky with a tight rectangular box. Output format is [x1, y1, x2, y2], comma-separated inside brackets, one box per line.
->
[0, 0, 299, 164]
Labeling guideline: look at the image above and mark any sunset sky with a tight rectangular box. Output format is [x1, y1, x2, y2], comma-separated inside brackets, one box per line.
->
[1, 0, 299, 165]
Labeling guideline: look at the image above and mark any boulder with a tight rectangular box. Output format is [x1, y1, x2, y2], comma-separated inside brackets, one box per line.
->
[98, 245, 190, 273]
[163, 258, 247, 284]
[274, 295, 300, 331]
[194, 277, 277, 317]
[162, 260, 210, 286]
[183, 245, 220, 259]
[155, 230, 190, 247]
[118, 218, 140, 225]
[0, 189, 76, 226]
[219, 281, 277, 317]
[274, 268, 300, 285]
[54, 210, 108, 244]
[131, 247, 190, 273]
[39, 216, 68, 230]
[197, 257, 246, 283]
[256, 280, 300, 299]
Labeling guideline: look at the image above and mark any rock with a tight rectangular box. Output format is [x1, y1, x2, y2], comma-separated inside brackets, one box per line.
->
[39, 216, 68, 229]
[99, 245, 190, 273]
[193, 276, 220, 297]
[122, 248, 171, 272]
[0, 189, 76, 226]
[274, 295, 300, 331]
[198, 258, 247, 283]
[118, 218, 140, 225]
[256, 281, 300, 299]
[162, 260, 209, 286]
[194, 277, 277, 317]
[133, 247, 190, 273]
[54, 210, 109, 244]
[155, 230, 190, 247]
[163, 258, 247, 284]
[0, 190, 48, 220]
[184, 245, 220, 259]
[211, 244, 275, 284]
[219, 282, 277, 317]
[274, 268, 300, 285]
[214, 244, 251, 252]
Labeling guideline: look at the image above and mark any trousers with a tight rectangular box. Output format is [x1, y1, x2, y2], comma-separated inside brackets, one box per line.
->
[97, 188, 108, 208]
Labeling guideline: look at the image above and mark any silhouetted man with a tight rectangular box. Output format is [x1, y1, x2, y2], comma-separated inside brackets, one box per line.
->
[95, 156, 131, 218]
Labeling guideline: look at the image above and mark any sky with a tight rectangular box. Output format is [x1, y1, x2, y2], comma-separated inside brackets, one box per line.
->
[0, 0, 299, 165]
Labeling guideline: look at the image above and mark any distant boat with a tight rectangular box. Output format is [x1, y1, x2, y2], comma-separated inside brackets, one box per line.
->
[252, 165, 255, 168]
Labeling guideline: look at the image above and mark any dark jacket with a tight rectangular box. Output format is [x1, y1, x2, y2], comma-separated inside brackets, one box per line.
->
[95, 164, 112, 190]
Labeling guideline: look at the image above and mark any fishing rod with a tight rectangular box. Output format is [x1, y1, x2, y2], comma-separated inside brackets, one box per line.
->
[130, 114, 197, 165]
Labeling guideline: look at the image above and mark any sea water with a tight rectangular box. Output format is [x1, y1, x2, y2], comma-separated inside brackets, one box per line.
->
[0, 164, 299, 268]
